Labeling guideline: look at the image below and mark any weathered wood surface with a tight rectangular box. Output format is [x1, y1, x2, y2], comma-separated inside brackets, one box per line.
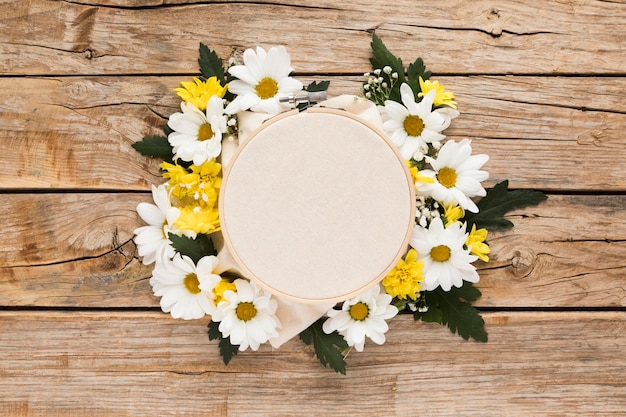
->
[1, 311, 625, 417]
[1, 0, 624, 75]
[2, 193, 625, 308]
[1, 0, 625, 415]
[2, 76, 625, 191]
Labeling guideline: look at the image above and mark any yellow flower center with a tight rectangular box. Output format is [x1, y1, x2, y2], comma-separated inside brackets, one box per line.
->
[198, 123, 215, 141]
[430, 245, 451, 262]
[183, 273, 201, 294]
[235, 302, 257, 322]
[437, 167, 457, 188]
[255, 77, 279, 100]
[403, 115, 425, 137]
[349, 302, 369, 321]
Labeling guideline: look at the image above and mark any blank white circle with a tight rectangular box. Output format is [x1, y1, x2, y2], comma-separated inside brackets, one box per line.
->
[219, 108, 415, 304]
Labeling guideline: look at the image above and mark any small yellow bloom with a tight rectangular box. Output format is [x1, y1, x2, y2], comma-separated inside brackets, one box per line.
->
[443, 202, 464, 226]
[466, 224, 490, 262]
[161, 159, 222, 208]
[174, 205, 220, 235]
[382, 249, 424, 300]
[174, 77, 228, 111]
[418, 76, 457, 109]
[212, 278, 237, 307]
[407, 161, 434, 188]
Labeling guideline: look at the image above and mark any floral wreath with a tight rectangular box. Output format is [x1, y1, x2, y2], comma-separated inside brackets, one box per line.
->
[132, 34, 546, 374]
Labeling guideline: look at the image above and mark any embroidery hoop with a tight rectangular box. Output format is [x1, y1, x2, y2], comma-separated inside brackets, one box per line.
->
[219, 107, 415, 304]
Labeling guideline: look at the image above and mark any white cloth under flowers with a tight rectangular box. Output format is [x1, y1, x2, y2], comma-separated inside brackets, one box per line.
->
[215, 94, 393, 349]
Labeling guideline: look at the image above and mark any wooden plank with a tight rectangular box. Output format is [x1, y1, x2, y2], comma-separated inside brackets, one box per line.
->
[0, 311, 624, 416]
[2, 76, 625, 191]
[2, 193, 625, 308]
[1, 0, 624, 75]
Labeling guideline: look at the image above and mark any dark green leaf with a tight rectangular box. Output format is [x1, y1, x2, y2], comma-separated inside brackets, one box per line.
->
[406, 57, 431, 101]
[168, 233, 217, 264]
[416, 283, 488, 342]
[300, 318, 348, 374]
[414, 304, 442, 323]
[198, 43, 226, 85]
[207, 320, 222, 341]
[369, 33, 405, 102]
[305, 80, 330, 92]
[407, 57, 431, 83]
[131, 135, 173, 160]
[218, 337, 239, 365]
[465, 180, 548, 231]
[207, 321, 239, 365]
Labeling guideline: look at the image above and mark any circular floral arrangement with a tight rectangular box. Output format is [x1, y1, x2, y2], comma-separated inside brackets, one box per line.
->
[133, 34, 546, 373]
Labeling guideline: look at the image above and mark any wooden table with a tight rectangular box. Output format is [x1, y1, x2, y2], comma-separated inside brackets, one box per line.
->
[2, 1, 625, 415]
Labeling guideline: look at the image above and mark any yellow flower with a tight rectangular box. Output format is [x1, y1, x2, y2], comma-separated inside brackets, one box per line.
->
[407, 161, 434, 188]
[443, 202, 464, 226]
[212, 278, 237, 307]
[174, 77, 228, 111]
[466, 224, 490, 262]
[161, 159, 222, 208]
[174, 206, 220, 235]
[382, 249, 424, 300]
[418, 76, 457, 109]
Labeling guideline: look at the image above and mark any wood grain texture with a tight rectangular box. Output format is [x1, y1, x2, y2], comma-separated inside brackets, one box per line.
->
[1, 0, 624, 75]
[2, 193, 624, 308]
[1, 311, 624, 417]
[2, 76, 625, 191]
[1, 0, 625, 413]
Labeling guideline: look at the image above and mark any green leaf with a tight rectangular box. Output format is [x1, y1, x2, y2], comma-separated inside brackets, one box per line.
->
[131, 135, 173, 160]
[207, 320, 222, 340]
[465, 180, 548, 231]
[300, 318, 348, 374]
[406, 57, 431, 100]
[168, 233, 217, 264]
[369, 33, 405, 102]
[415, 303, 443, 323]
[207, 321, 239, 365]
[305, 80, 330, 92]
[198, 43, 226, 85]
[407, 57, 431, 83]
[415, 283, 488, 342]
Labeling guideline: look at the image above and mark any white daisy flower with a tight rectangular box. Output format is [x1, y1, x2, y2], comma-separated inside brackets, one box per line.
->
[322, 285, 398, 352]
[225, 46, 303, 115]
[418, 139, 489, 213]
[410, 217, 479, 292]
[133, 184, 178, 265]
[383, 83, 451, 160]
[150, 254, 222, 320]
[211, 279, 280, 351]
[167, 96, 228, 165]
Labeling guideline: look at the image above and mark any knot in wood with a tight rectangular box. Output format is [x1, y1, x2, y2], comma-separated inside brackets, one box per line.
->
[511, 249, 535, 278]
